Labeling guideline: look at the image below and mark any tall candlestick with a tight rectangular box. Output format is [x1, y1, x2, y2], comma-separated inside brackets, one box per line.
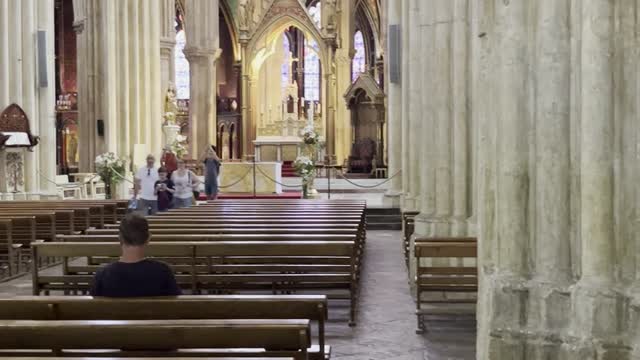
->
[308, 101, 314, 125]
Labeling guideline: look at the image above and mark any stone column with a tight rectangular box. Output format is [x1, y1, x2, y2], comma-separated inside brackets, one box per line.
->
[571, 0, 620, 349]
[432, 0, 453, 236]
[36, 0, 57, 196]
[528, 0, 572, 355]
[399, 0, 411, 210]
[184, 0, 219, 159]
[404, 0, 420, 211]
[159, 0, 176, 93]
[477, 1, 531, 357]
[383, 0, 402, 206]
[450, 0, 468, 236]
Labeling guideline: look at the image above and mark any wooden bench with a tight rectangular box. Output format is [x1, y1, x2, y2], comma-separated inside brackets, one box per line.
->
[402, 211, 419, 267]
[0, 208, 78, 235]
[0, 295, 329, 360]
[414, 238, 477, 333]
[0, 319, 310, 359]
[2, 357, 293, 360]
[0, 204, 97, 230]
[31, 241, 360, 326]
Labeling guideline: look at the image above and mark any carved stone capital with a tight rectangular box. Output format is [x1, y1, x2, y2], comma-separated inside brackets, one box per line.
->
[160, 37, 177, 49]
[183, 47, 222, 63]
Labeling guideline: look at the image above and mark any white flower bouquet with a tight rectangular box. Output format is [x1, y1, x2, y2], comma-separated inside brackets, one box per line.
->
[94, 152, 127, 194]
[294, 155, 315, 180]
[170, 134, 188, 158]
[301, 125, 320, 145]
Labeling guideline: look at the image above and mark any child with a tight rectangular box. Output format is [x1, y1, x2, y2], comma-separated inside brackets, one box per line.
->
[154, 167, 175, 212]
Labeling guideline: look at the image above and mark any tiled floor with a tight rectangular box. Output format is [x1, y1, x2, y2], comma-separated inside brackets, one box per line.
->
[0, 230, 476, 359]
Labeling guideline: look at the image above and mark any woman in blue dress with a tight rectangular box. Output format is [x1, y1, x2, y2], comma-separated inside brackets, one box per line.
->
[199, 145, 221, 200]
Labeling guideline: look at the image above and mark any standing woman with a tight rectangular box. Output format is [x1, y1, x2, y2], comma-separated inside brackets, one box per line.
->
[199, 145, 221, 200]
[171, 159, 200, 208]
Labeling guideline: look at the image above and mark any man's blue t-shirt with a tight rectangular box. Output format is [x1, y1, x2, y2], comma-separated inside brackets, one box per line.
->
[90, 259, 182, 297]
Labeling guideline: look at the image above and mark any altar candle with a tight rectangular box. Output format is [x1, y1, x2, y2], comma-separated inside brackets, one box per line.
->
[308, 101, 314, 125]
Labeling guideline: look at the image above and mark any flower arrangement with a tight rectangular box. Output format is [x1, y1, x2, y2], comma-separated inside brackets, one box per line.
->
[95, 152, 127, 198]
[301, 125, 321, 145]
[294, 155, 316, 198]
[170, 134, 188, 158]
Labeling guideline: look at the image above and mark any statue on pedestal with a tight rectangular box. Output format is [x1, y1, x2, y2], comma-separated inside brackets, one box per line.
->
[163, 83, 178, 126]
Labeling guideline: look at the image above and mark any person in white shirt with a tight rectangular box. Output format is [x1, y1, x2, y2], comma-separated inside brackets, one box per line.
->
[171, 159, 200, 208]
[134, 154, 159, 215]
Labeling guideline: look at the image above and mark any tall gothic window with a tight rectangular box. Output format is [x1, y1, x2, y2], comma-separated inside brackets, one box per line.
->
[281, 33, 291, 91]
[175, 20, 190, 99]
[352, 30, 366, 82]
[304, 39, 320, 101]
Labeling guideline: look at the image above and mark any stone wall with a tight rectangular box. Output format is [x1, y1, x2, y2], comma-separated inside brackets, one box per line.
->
[391, 0, 640, 358]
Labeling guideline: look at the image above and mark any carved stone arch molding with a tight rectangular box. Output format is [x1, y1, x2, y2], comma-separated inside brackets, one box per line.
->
[247, 0, 332, 67]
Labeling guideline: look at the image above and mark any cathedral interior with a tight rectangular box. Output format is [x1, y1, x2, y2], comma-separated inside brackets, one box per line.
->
[0, 0, 639, 359]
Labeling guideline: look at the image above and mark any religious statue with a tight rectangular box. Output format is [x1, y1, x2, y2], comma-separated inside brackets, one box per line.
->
[163, 83, 178, 125]
[238, 0, 253, 30]
[325, 0, 337, 32]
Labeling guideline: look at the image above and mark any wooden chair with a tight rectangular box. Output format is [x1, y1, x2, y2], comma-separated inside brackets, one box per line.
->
[55, 175, 83, 200]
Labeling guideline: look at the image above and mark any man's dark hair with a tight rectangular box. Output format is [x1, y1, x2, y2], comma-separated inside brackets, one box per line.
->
[119, 213, 150, 246]
[158, 166, 168, 174]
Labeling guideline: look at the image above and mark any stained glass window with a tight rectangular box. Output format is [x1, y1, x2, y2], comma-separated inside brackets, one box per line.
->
[281, 33, 291, 92]
[352, 30, 366, 82]
[175, 21, 190, 99]
[304, 39, 320, 101]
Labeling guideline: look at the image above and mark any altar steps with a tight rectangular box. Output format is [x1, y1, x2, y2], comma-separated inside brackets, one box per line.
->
[281, 161, 297, 177]
[366, 207, 402, 230]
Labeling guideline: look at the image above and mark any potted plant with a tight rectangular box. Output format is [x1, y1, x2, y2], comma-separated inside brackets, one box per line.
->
[294, 155, 315, 199]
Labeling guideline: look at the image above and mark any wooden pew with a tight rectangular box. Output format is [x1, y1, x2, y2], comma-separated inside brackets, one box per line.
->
[0, 217, 46, 278]
[0, 295, 329, 360]
[402, 211, 419, 267]
[414, 238, 477, 333]
[0, 208, 76, 235]
[0, 203, 94, 230]
[31, 241, 360, 326]
[0, 319, 310, 359]
[3, 357, 293, 360]
[0, 212, 57, 239]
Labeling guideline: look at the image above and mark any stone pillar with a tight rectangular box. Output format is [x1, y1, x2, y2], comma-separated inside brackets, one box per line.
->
[571, 1, 621, 354]
[383, 0, 402, 207]
[159, 0, 176, 93]
[399, 0, 411, 210]
[450, 0, 468, 236]
[476, 1, 531, 357]
[403, 0, 420, 211]
[184, 0, 219, 159]
[333, 0, 354, 165]
[528, 0, 572, 355]
[36, 0, 57, 196]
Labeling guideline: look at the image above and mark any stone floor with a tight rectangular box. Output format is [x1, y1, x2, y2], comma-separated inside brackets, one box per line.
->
[0, 230, 477, 359]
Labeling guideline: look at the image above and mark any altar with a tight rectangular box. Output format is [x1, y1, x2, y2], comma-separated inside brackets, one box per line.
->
[219, 162, 282, 194]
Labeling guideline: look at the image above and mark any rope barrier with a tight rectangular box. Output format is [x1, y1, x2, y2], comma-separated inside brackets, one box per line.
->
[218, 168, 253, 189]
[255, 166, 304, 188]
[107, 165, 135, 185]
[334, 169, 402, 189]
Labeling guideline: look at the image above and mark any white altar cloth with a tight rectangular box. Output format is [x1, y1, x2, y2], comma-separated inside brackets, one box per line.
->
[219, 162, 282, 194]
[1, 132, 31, 146]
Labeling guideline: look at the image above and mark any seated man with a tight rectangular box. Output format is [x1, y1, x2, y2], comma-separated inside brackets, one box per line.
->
[91, 213, 181, 297]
